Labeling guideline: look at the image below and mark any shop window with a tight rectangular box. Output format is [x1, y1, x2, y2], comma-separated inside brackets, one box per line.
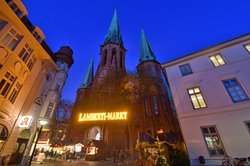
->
[0, 19, 8, 31]
[153, 96, 159, 115]
[18, 43, 33, 63]
[245, 44, 250, 53]
[0, 124, 8, 151]
[201, 126, 225, 156]
[8, 81, 22, 103]
[223, 78, 249, 103]
[209, 54, 226, 67]
[45, 102, 55, 118]
[1, 28, 21, 50]
[188, 87, 207, 109]
[0, 72, 16, 97]
[179, 63, 193, 76]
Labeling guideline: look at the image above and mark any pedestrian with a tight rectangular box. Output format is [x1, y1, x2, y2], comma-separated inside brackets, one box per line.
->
[113, 149, 118, 164]
[118, 149, 124, 165]
[125, 149, 130, 164]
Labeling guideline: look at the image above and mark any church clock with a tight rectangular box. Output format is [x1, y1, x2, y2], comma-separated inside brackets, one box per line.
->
[99, 69, 107, 79]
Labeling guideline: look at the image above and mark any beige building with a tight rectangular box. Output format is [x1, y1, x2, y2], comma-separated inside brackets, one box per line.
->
[0, 0, 73, 165]
[162, 34, 250, 165]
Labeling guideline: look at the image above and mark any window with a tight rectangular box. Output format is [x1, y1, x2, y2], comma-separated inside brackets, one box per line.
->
[0, 72, 16, 97]
[1, 28, 21, 50]
[27, 56, 36, 70]
[120, 52, 123, 68]
[244, 121, 250, 133]
[111, 49, 116, 65]
[8, 82, 21, 103]
[45, 102, 55, 118]
[144, 97, 150, 116]
[0, 19, 8, 31]
[209, 54, 226, 67]
[103, 50, 107, 66]
[55, 83, 61, 92]
[201, 126, 225, 156]
[223, 78, 249, 103]
[179, 63, 193, 76]
[188, 87, 207, 109]
[153, 96, 159, 115]
[245, 44, 250, 53]
[162, 96, 167, 112]
[8, 2, 23, 18]
[18, 43, 33, 63]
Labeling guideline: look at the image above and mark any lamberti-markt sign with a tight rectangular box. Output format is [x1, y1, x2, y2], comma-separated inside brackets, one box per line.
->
[79, 112, 127, 121]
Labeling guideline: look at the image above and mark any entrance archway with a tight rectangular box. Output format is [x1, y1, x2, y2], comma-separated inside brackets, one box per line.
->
[88, 126, 102, 140]
[9, 129, 30, 165]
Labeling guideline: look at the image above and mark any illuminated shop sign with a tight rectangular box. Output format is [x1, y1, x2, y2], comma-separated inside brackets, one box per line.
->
[18, 116, 33, 128]
[79, 112, 127, 121]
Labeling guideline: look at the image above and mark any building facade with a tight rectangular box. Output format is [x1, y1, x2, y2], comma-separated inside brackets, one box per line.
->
[0, 0, 73, 165]
[68, 10, 181, 158]
[162, 34, 250, 165]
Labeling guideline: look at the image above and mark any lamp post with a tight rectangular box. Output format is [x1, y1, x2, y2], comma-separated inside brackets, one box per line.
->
[28, 120, 48, 166]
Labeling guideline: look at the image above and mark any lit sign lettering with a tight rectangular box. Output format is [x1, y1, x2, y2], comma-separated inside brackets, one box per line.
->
[79, 112, 127, 121]
[18, 116, 33, 128]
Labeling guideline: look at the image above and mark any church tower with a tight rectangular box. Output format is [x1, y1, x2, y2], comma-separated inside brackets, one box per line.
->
[68, 10, 130, 159]
[94, 9, 126, 87]
[136, 30, 178, 139]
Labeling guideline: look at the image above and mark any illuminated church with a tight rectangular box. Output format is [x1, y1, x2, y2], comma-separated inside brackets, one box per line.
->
[68, 10, 181, 158]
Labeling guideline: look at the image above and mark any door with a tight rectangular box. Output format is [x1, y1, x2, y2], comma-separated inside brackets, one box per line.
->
[9, 129, 30, 165]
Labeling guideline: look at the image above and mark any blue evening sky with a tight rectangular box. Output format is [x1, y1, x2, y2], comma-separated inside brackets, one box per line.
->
[22, 0, 250, 102]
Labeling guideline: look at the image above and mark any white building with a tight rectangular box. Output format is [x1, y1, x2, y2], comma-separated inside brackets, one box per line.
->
[162, 34, 250, 166]
[0, 0, 73, 165]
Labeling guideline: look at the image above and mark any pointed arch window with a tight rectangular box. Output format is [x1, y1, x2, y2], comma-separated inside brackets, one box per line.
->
[153, 96, 159, 115]
[144, 97, 150, 116]
[120, 51, 123, 68]
[162, 96, 167, 112]
[111, 49, 116, 65]
[103, 49, 107, 66]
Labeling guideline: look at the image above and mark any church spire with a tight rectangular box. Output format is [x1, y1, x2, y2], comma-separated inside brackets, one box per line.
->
[80, 57, 94, 88]
[139, 29, 156, 64]
[104, 9, 123, 45]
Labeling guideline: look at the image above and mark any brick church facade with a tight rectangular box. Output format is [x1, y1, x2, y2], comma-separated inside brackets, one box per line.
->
[68, 10, 181, 158]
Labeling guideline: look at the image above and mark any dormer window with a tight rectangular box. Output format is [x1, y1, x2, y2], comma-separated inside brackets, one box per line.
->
[7, 0, 28, 19]
[32, 26, 45, 43]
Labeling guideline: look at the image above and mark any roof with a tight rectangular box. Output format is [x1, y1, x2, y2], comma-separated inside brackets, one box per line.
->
[104, 9, 123, 45]
[80, 57, 94, 88]
[139, 29, 156, 64]
[162, 33, 250, 67]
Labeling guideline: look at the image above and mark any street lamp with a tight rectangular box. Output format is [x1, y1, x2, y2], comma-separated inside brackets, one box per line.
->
[28, 120, 48, 166]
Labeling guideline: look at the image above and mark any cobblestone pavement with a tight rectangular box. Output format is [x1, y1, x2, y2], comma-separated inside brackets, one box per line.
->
[31, 159, 136, 166]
